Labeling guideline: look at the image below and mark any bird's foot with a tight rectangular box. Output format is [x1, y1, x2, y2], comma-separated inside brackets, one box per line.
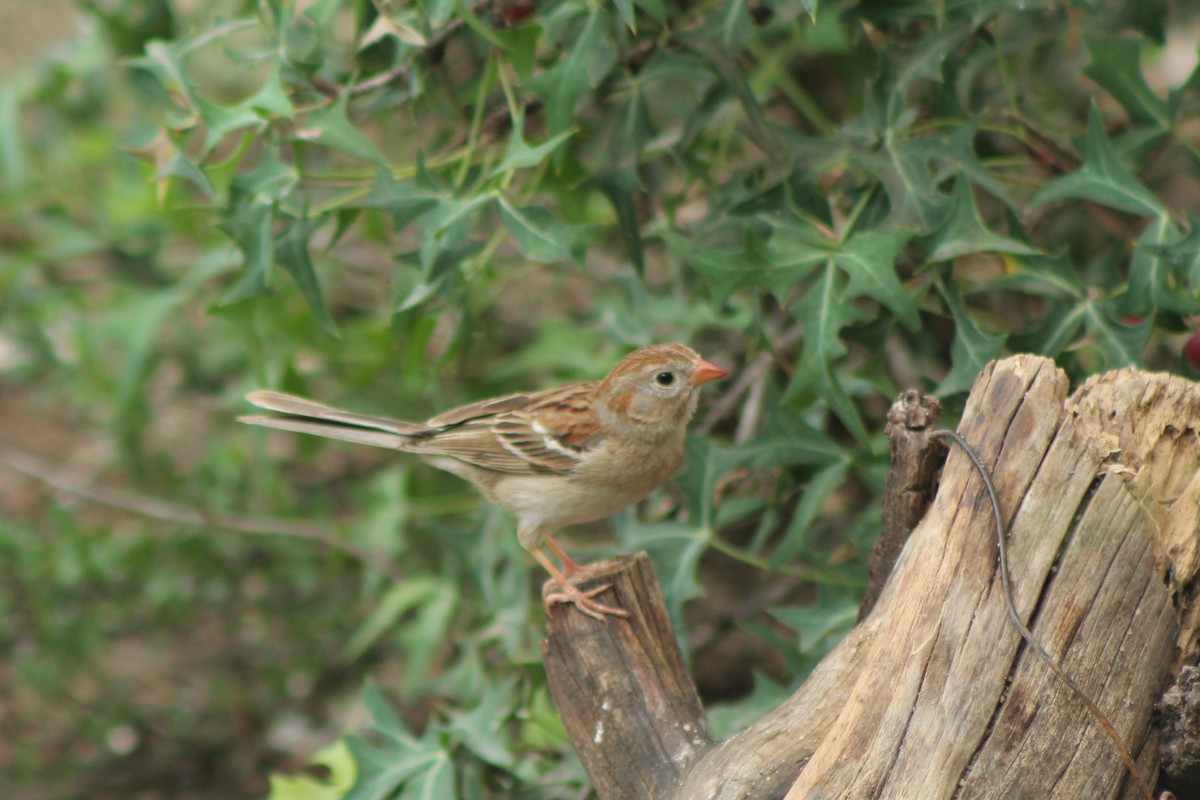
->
[542, 578, 630, 621]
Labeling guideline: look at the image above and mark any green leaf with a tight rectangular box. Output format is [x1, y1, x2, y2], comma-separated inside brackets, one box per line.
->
[450, 0, 509, 49]
[707, 674, 794, 740]
[599, 77, 652, 193]
[129, 38, 199, 119]
[116, 289, 190, 419]
[361, 10, 427, 48]
[342, 576, 447, 663]
[771, 589, 857, 659]
[361, 168, 441, 229]
[856, 136, 951, 231]
[716, 0, 750, 49]
[990, 254, 1085, 300]
[219, 197, 274, 304]
[786, 263, 871, 443]
[150, 133, 214, 201]
[628, 437, 749, 618]
[344, 737, 445, 800]
[859, 119, 1008, 232]
[491, 110, 576, 175]
[665, 226, 825, 305]
[398, 753, 452, 800]
[1166, 218, 1200, 295]
[616, 518, 708, 625]
[526, 8, 617, 138]
[588, 171, 644, 273]
[927, 175, 1041, 263]
[196, 97, 263, 155]
[1020, 302, 1086, 357]
[497, 197, 591, 264]
[832, 230, 919, 330]
[1083, 301, 1147, 369]
[344, 686, 455, 800]
[445, 680, 516, 768]
[268, 741, 356, 800]
[893, 18, 973, 93]
[396, 586, 459, 689]
[0, 84, 28, 191]
[300, 94, 387, 165]
[276, 216, 338, 336]
[1128, 216, 1195, 315]
[218, 150, 299, 304]
[935, 280, 1006, 395]
[363, 682, 416, 743]
[426, 191, 494, 236]
[768, 459, 851, 568]
[1030, 105, 1167, 217]
[612, 0, 636, 32]
[394, 239, 481, 312]
[1083, 35, 1170, 129]
[736, 406, 846, 468]
[418, 0, 457, 27]
[687, 38, 777, 158]
[302, 0, 345, 29]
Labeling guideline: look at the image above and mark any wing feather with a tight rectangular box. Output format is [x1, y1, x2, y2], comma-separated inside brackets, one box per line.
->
[243, 383, 605, 476]
[422, 383, 603, 475]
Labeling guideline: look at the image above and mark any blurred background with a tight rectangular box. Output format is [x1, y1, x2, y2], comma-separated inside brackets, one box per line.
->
[1, 1, 1198, 798]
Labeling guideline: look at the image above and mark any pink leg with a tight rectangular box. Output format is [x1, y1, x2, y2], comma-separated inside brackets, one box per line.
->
[545, 536, 583, 577]
[531, 547, 629, 621]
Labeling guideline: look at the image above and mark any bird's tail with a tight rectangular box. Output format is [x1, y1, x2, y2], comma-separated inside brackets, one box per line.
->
[239, 390, 428, 450]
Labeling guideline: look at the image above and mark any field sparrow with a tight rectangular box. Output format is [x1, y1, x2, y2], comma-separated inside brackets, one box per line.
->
[241, 343, 728, 620]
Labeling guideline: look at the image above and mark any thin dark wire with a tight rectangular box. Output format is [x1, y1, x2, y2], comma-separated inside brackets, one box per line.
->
[933, 429, 1155, 800]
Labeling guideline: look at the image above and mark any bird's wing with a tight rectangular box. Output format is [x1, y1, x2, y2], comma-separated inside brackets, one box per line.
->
[421, 382, 603, 475]
[424, 382, 590, 427]
[242, 385, 604, 475]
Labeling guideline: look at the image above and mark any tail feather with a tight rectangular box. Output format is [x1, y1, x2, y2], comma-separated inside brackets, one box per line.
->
[238, 414, 416, 450]
[245, 390, 425, 435]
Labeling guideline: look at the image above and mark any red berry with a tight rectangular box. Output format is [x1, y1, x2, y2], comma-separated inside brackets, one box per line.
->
[1122, 315, 1143, 325]
[1186, 332, 1200, 369]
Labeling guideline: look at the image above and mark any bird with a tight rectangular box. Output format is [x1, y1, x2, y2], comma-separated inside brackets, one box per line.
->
[240, 343, 728, 620]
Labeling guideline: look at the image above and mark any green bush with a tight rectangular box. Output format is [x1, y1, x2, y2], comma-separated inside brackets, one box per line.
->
[2, 0, 1198, 797]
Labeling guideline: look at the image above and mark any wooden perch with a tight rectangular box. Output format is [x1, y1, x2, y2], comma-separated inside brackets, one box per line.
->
[542, 552, 714, 799]
[543, 356, 1200, 799]
[860, 389, 948, 619]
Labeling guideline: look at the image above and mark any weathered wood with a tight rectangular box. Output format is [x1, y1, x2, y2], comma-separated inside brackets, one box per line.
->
[680, 357, 1193, 799]
[1159, 666, 1200, 794]
[541, 552, 713, 800]
[548, 357, 1199, 800]
[860, 389, 948, 619]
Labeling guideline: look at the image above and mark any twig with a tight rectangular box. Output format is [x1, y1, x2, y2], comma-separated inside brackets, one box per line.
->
[0, 445, 407, 585]
[935, 429, 1156, 800]
[347, 0, 492, 97]
[697, 325, 803, 437]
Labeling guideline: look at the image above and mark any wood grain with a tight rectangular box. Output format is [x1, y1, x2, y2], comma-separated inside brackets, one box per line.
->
[541, 552, 713, 800]
[544, 357, 1198, 799]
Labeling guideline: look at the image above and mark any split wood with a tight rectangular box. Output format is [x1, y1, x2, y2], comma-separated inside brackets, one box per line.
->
[542, 355, 1197, 799]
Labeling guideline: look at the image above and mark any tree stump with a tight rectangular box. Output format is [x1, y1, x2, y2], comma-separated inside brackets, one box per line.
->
[544, 356, 1200, 799]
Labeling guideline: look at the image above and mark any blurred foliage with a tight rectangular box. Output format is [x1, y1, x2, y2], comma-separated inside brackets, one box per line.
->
[2, 0, 1199, 797]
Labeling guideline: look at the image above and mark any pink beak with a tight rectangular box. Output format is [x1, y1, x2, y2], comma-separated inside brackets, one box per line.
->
[690, 357, 729, 386]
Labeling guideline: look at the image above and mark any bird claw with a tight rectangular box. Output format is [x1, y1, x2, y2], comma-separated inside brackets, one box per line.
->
[542, 580, 630, 621]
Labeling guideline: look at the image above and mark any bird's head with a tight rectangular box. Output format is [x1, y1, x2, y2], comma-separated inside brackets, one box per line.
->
[594, 343, 728, 439]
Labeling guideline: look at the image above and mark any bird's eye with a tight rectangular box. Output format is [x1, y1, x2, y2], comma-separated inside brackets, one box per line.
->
[655, 371, 675, 386]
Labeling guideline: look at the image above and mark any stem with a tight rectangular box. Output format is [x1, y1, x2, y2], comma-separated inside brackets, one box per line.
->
[455, 52, 496, 192]
[706, 534, 865, 588]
